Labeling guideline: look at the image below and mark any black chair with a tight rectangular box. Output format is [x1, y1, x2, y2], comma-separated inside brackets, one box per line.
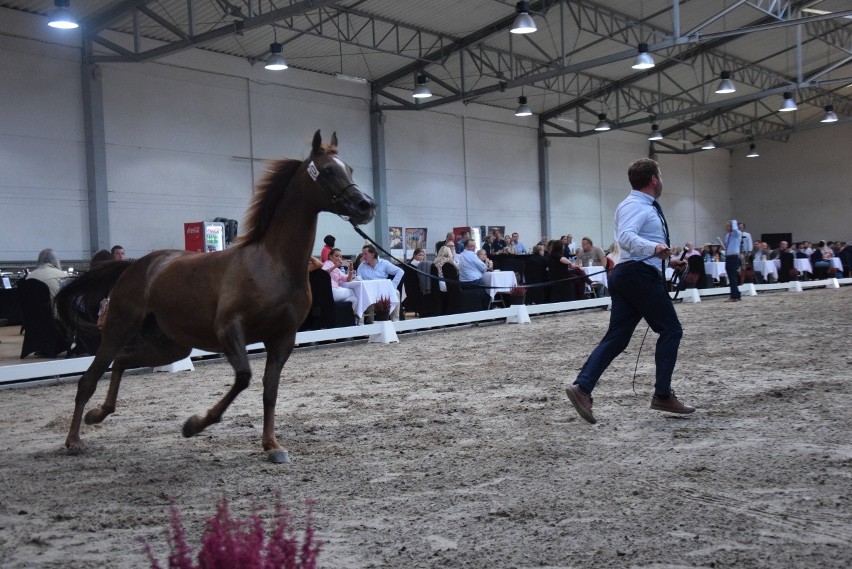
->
[441, 263, 489, 314]
[522, 257, 548, 305]
[401, 264, 436, 317]
[840, 247, 852, 278]
[547, 261, 578, 302]
[778, 252, 795, 283]
[429, 264, 448, 316]
[300, 270, 355, 330]
[18, 279, 69, 358]
[680, 255, 709, 289]
[810, 250, 828, 280]
[496, 257, 526, 284]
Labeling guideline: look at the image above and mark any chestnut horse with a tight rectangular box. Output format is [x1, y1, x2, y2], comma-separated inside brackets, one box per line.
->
[55, 130, 375, 463]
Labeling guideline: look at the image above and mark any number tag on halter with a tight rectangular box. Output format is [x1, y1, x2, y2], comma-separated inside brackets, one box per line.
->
[307, 161, 320, 181]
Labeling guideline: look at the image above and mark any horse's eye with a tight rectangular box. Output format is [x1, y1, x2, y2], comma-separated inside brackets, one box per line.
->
[321, 166, 334, 176]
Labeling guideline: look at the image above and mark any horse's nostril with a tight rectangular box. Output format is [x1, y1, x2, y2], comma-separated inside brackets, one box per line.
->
[358, 199, 373, 212]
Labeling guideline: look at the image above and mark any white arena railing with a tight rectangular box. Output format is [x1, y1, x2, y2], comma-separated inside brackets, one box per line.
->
[1, 277, 848, 386]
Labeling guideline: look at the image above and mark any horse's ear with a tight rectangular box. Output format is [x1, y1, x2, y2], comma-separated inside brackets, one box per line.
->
[311, 130, 322, 154]
[330, 131, 338, 148]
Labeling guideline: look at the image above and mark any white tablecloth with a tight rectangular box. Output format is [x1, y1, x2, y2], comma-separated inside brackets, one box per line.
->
[583, 266, 608, 289]
[752, 259, 778, 279]
[341, 279, 399, 318]
[830, 258, 842, 271]
[704, 261, 726, 280]
[482, 270, 517, 300]
[773, 258, 813, 274]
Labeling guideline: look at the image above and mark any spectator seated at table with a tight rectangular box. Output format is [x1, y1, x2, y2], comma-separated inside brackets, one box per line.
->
[708, 244, 722, 262]
[432, 246, 456, 293]
[811, 240, 835, 279]
[606, 242, 621, 265]
[408, 248, 427, 267]
[547, 240, 589, 301]
[769, 240, 789, 260]
[321, 248, 357, 313]
[457, 239, 488, 289]
[574, 237, 607, 267]
[26, 248, 69, 304]
[476, 249, 494, 271]
[357, 244, 404, 321]
[683, 241, 701, 259]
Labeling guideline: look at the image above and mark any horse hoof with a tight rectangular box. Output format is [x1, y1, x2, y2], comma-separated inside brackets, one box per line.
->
[84, 408, 103, 425]
[182, 415, 204, 438]
[267, 450, 290, 464]
[65, 440, 84, 455]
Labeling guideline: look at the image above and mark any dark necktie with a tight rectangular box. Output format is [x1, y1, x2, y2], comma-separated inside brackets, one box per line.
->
[652, 200, 670, 247]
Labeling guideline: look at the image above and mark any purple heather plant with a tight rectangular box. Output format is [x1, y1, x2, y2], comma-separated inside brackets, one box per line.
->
[143, 498, 321, 569]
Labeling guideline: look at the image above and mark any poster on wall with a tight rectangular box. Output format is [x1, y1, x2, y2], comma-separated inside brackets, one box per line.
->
[405, 227, 428, 258]
[453, 226, 471, 253]
[389, 226, 403, 259]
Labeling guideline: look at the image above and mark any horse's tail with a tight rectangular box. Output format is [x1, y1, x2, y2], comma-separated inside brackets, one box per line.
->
[55, 260, 134, 334]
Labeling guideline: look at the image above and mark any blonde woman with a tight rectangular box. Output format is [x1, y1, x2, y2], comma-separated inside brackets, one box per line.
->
[476, 249, 494, 271]
[432, 245, 455, 292]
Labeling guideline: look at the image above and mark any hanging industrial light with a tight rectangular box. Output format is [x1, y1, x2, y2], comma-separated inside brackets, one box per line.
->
[779, 92, 797, 112]
[514, 96, 532, 117]
[594, 113, 611, 131]
[631, 43, 655, 70]
[648, 124, 663, 141]
[264, 42, 288, 70]
[821, 105, 838, 123]
[746, 143, 759, 158]
[701, 135, 716, 150]
[412, 74, 432, 99]
[715, 71, 736, 94]
[510, 2, 537, 34]
[47, 0, 78, 29]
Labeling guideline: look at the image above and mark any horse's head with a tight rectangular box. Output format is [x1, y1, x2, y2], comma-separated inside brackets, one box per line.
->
[307, 130, 375, 225]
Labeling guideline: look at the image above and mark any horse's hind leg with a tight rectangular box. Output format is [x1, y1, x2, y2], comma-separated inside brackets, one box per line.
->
[183, 321, 251, 440]
[84, 335, 192, 426]
[66, 352, 117, 452]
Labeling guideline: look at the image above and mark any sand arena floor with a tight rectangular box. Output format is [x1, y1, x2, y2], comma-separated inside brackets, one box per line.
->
[0, 287, 850, 568]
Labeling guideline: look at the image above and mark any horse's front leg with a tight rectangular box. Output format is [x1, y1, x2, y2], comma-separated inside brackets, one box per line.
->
[182, 321, 251, 440]
[260, 335, 297, 464]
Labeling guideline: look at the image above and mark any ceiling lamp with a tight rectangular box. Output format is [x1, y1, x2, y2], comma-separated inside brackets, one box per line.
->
[779, 92, 797, 112]
[648, 124, 663, 141]
[594, 113, 611, 131]
[412, 74, 432, 99]
[701, 135, 716, 150]
[746, 143, 759, 158]
[510, 2, 537, 34]
[514, 96, 532, 117]
[631, 43, 655, 70]
[715, 71, 736, 94]
[264, 43, 288, 71]
[47, 0, 78, 29]
[821, 105, 838, 123]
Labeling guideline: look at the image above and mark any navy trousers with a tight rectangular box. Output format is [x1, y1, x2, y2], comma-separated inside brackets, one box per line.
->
[725, 255, 741, 299]
[575, 261, 682, 399]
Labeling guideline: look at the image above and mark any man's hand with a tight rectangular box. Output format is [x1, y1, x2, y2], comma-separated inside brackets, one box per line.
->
[654, 244, 671, 259]
[669, 259, 687, 270]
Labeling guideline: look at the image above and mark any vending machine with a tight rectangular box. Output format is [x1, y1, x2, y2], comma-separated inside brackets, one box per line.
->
[184, 221, 226, 253]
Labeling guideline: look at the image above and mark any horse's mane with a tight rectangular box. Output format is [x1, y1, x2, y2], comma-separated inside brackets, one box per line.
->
[238, 145, 338, 246]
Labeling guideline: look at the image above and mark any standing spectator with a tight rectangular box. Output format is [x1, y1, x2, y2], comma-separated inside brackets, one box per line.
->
[565, 234, 578, 255]
[565, 158, 692, 424]
[111, 245, 126, 260]
[511, 232, 528, 254]
[738, 222, 753, 259]
[320, 235, 335, 263]
[724, 220, 743, 302]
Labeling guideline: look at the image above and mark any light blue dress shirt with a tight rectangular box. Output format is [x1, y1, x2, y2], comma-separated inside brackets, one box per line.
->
[724, 220, 742, 255]
[357, 258, 403, 288]
[614, 190, 668, 273]
[457, 249, 487, 282]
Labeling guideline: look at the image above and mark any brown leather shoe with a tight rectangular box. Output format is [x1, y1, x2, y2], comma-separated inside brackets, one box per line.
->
[566, 384, 597, 424]
[650, 392, 695, 414]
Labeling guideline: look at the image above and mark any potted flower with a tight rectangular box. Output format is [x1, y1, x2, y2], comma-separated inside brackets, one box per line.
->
[508, 285, 527, 305]
[373, 295, 393, 321]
